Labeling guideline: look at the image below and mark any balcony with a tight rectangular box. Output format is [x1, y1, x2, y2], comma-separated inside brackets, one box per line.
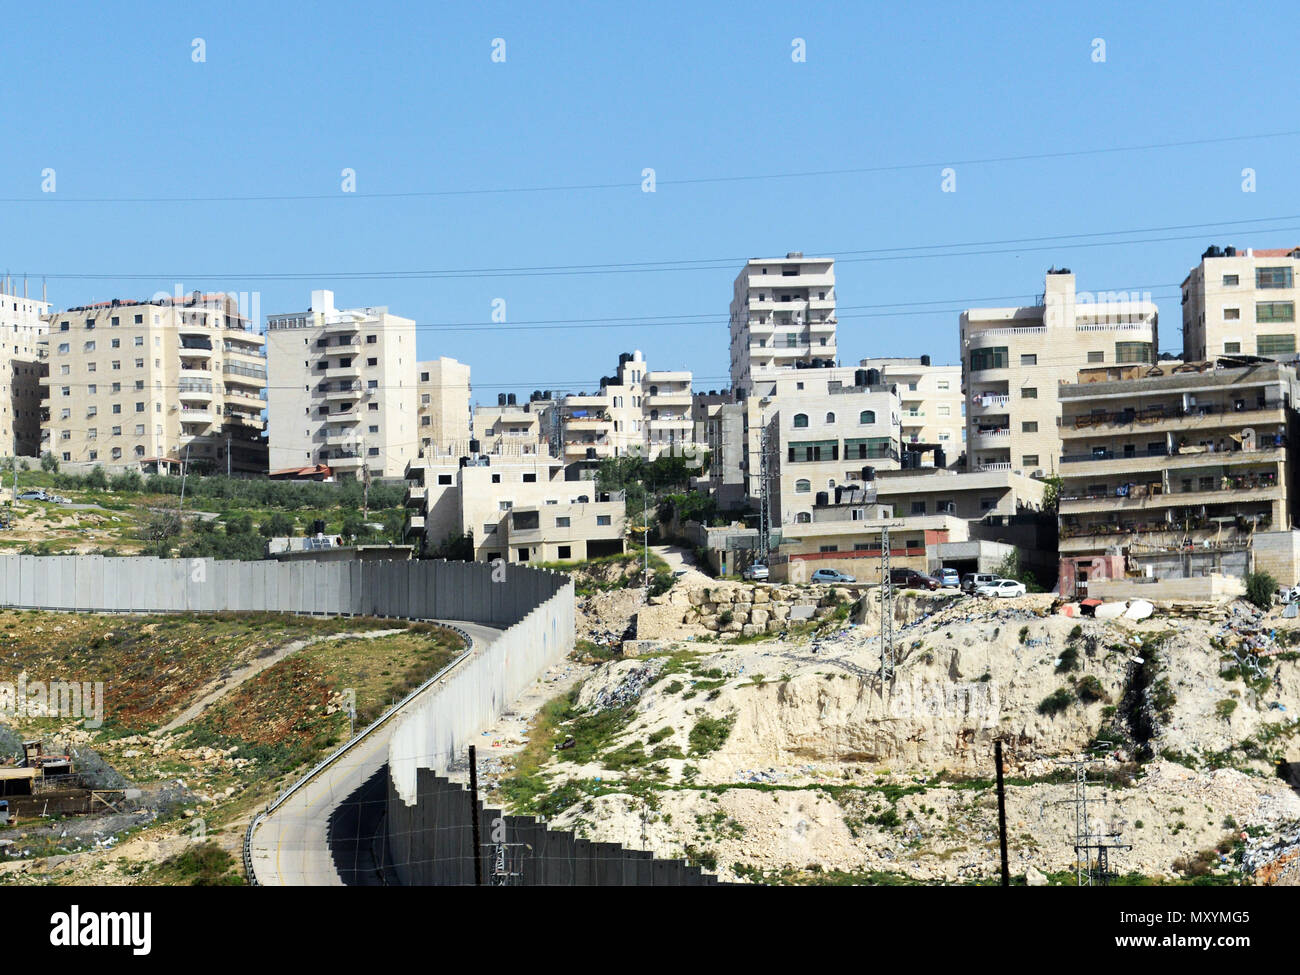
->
[973, 427, 1011, 445]
[322, 314, 364, 335]
[179, 407, 213, 426]
[323, 382, 363, 400]
[1062, 404, 1284, 438]
[405, 484, 427, 507]
[970, 394, 1010, 416]
[223, 362, 267, 385]
[1061, 444, 1284, 472]
[325, 363, 361, 380]
[645, 391, 692, 408]
[178, 383, 214, 401]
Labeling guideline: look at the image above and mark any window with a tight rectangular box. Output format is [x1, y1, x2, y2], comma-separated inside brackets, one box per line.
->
[517, 548, 530, 562]
[1115, 342, 1154, 364]
[795, 479, 811, 493]
[437, 474, 452, 485]
[1224, 341, 1242, 354]
[1020, 353, 1037, 366]
[491, 473, 501, 484]
[970, 346, 1007, 371]
[910, 501, 925, 515]
[1020, 387, 1038, 399]
[793, 413, 809, 428]
[1087, 351, 1104, 363]
[366, 335, 377, 344]
[980, 497, 997, 511]
[557, 546, 571, 560]
[825, 412, 835, 423]
[555, 516, 570, 528]
[937, 380, 950, 391]
[1223, 307, 1240, 320]
[1257, 333, 1296, 356]
[1257, 266, 1294, 289]
[1223, 274, 1239, 286]
[1022, 455, 1039, 467]
[596, 515, 611, 526]
[818, 545, 838, 553]
[522, 473, 537, 483]
[937, 406, 950, 417]
[1257, 301, 1295, 323]
[858, 410, 876, 424]
[795, 512, 811, 523]
[788, 440, 839, 462]
[1022, 421, 1038, 433]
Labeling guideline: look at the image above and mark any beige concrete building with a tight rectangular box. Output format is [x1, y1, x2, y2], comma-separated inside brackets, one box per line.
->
[961, 269, 1159, 476]
[417, 357, 471, 458]
[472, 396, 547, 458]
[1182, 245, 1300, 361]
[1056, 360, 1299, 594]
[41, 293, 266, 472]
[404, 452, 626, 563]
[265, 290, 417, 479]
[557, 350, 703, 465]
[729, 253, 837, 397]
[0, 281, 49, 457]
[765, 372, 902, 528]
[859, 356, 963, 462]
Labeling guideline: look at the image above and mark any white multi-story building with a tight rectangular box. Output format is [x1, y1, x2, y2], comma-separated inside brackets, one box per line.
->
[729, 253, 837, 397]
[42, 293, 266, 472]
[858, 356, 963, 463]
[557, 350, 702, 464]
[961, 269, 1159, 476]
[404, 452, 626, 563]
[0, 280, 49, 457]
[1182, 245, 1300, 361]
[265, 290, 418, 479]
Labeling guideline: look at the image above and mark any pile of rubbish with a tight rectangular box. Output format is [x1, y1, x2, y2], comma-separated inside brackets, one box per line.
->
[586, 659, 666, 711]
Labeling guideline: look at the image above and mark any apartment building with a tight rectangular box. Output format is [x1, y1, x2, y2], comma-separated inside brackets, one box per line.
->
[472, 394, 547, 457]
[556, 350, 702, 465]
[0, 280, 49, 457]
[405, 452, 626, 563]
[41, 293, 266, 472]
[417, 357, 471, 457]
[765, 371, 902, 528]
[961, 269, 1158, 476]
[772, 461, 1048, 581]
[1182, 245, 1300, 361]
[1056, 360, 1300, 594]
[265, 290, 418, 479]
[858, 356, 963, 461]
[729, 253, 837, 397]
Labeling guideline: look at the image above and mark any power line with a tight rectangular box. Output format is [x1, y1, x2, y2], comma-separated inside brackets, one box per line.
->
[5, 129, 1299, 205]
[20, 213, 1300, 282]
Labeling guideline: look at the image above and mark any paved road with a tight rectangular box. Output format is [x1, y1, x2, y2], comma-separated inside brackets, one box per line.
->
[247, 620, 502, 886]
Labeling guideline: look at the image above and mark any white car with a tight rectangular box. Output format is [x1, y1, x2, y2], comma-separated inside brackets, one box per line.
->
[975, 578, 1027, 598]
[742, 563, 770, 581]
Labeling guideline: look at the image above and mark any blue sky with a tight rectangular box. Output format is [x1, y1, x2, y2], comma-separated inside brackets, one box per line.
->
[4, 1, 1299, 399]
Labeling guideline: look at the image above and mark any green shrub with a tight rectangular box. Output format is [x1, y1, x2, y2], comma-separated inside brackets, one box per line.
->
[1245, 570, 1277, 610]
[1038, 688, 1074, 716]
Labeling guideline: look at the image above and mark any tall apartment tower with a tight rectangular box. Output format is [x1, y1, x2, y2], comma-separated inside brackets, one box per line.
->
[417, 357, 471, 458]
[0, 279, 50, 457]
[42, 293, 267, 472]
[729, 254, 837, 397]
[961, 270, 1158, 477]
[1182, 245, 1300, 361]
[265, 290, 418, 479]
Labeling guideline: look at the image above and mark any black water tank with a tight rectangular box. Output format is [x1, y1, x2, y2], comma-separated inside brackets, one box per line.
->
[498, 393, 507, 406]
[586, 448, 597, 459]
[854, 369, 869, 386]
[310, 519, 326, 535]
[861, 466, 875, 481]
[507, 393, 517, 405]
[934, 447, 947, 469]
[921, 354, 931, 366]
[815, 491, 829, 507]
[469, 439, 480, 454]
[866, 368, 881, 386]
[544, 390, 552, 399]
[1225, 246, 1237, 257]
[834, 487, 843, 504]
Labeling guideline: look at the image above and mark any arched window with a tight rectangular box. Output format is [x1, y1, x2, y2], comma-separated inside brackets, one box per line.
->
[795, 479, 811, 493]
[796, 511, 811, 523]
[825, 412, 836, 423]
[649, 385, 658, 395]
[793, 413, 809, 428]
[859, 410, 876, 424]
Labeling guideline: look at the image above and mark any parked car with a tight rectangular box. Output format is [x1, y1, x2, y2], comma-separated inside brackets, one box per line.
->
[890, 567, 940, 591]
[17, 490, 48, 502]
[1279, 585, 1300, 604]
[975, 578, 1028, 598]
[811, 568, 856, 584]
[961, 572, 997, 593]
[937, 568, 961, 588]
[742, 562, 770, 581]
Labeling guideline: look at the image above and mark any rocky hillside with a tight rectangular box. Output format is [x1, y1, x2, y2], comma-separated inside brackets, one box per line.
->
[491, 589, 1300, 885]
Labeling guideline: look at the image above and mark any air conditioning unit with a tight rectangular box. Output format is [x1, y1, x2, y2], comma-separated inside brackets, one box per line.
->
[1032, 468, 1045, 478]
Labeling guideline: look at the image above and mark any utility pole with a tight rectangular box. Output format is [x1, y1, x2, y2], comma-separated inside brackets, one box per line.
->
[467, 745, 483, 886]
[226, 433, 231, 477]
[1053, 755, 1130, 886]
[643, 481, 649, 589]
[177, 444, 192, 524]
[757, 415, 770, 563]
[878, 523, 897, 683]
[995, 739, 1009, 887]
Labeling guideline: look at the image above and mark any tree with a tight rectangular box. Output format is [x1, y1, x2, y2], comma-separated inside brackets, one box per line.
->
[1245, 570, 1277, 610]
[40, 452, 58, 473]
[85, 465, 109, 490]
[1039, 474, 1063, 514]
[259, 512, 297, 538]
